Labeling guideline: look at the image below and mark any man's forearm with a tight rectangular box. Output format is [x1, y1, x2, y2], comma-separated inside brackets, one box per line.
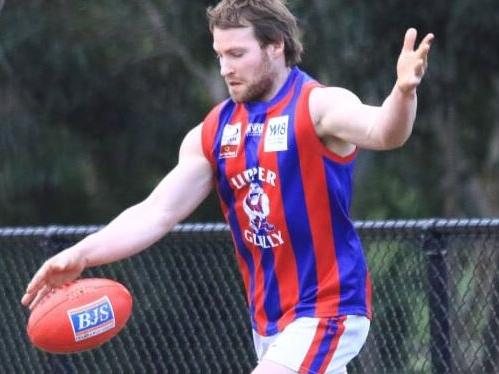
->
[70, 201, 174, 268]
[375, 84, 418, 149]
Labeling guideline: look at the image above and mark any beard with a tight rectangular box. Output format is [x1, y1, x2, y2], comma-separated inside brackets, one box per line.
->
[228, 53, 275, 103]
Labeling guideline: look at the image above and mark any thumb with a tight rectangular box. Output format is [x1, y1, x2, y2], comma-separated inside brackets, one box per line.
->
[402, 28, 417, 52]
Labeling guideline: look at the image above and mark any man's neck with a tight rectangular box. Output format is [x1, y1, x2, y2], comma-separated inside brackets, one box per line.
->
[265, 65, 292, 102]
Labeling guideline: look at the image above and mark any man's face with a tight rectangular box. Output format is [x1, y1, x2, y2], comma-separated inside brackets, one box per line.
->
[213, 26, 275, 103]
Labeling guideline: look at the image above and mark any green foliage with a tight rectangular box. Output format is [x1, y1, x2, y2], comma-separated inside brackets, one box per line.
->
[0, 0, 498, 225]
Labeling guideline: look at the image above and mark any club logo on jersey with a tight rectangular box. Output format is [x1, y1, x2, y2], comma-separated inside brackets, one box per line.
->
[243, 182, 275, 234]
[67, 296, 116, 342]
[219, 122, 241, 159]
[235, 170, 284, 249]
[264, 115, 289, 152]
[230, 166, 276, 190]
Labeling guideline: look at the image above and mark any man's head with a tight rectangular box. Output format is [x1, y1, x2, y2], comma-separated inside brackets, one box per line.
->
[207, 0, 303, 103]
[207, 0, 303, 68]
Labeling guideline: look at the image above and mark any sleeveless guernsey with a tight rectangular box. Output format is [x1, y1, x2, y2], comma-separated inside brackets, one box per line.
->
[201, 67, 372, 336]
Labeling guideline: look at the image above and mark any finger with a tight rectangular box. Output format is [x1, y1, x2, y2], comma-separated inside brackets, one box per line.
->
[416, 33, 435, 58]
[21, 284, 47, 309]
[24, 262, 59, 306]
[24, 274, 45, 300]
[29, 285, 52, 310]
[26, 254, 70, 291]
[21, 290, 35, 306]
[402, 28, 418, 52]
[25, 262, 51, 295]
[421, 33, 435, 47]
[22, 274, 47, 307]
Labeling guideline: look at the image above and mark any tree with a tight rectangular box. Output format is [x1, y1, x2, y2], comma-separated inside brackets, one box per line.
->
[0, 0, 497, 225]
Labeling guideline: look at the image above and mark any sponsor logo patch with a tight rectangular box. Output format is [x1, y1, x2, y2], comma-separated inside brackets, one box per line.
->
[67, 296, 116, 342]
[264, 115, 289, 152]
[246, 122, 264, 137]
[219, 122, 241, 159]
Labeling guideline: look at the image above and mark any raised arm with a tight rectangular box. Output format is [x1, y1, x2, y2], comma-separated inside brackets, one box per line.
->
[21, 124, 213, 308]
[310, 28, 434, 151]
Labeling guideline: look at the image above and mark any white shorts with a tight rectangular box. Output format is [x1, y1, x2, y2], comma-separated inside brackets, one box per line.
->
[252, 315, 370, 374]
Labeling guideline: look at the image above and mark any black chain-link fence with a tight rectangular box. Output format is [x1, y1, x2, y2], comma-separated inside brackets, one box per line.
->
[0, 219, 498, 373]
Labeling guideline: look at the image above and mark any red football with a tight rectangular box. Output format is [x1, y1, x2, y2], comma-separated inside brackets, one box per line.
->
[27, 278, 133, 354]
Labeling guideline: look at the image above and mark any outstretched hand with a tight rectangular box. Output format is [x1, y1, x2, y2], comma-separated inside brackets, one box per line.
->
[21, 248, 87, 310]
[396, 28, 434, 94]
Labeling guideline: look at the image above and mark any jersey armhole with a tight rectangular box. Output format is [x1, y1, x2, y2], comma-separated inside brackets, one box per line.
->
[201, 103, 224, 169]
[299, 83, 357, 164]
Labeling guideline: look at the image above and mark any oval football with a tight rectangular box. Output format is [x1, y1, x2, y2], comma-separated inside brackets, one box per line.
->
[27, 278, 133, 354]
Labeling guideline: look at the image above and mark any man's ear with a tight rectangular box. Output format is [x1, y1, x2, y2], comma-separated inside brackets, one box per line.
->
[267, 40, 285, 58]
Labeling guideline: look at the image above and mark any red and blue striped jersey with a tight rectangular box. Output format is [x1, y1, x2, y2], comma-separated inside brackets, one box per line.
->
[201, 67, 372, 336]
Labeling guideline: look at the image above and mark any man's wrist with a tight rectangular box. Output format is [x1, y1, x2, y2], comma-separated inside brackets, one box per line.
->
[394, 81, 417, 99]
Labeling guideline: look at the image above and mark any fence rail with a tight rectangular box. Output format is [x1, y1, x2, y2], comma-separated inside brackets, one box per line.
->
[1, 219, 498, 373]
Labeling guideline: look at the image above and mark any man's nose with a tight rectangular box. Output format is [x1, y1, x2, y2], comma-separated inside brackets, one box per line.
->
[219, 57, 233, 77]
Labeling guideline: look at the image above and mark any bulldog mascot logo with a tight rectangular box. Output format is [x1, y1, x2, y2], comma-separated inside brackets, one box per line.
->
[243, 182, 275, 234]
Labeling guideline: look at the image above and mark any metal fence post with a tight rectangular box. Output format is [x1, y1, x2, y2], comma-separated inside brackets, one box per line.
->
[422, 220, 451, 374]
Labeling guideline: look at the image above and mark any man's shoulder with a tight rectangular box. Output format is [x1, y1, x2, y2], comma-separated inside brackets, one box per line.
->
[203, 98, 234, 122]
[309, 86, 361, 107]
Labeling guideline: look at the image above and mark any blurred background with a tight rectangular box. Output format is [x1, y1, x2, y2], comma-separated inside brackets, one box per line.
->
[0, 0, 498, 226]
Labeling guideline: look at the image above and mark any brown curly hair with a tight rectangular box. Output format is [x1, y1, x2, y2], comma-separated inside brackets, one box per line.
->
[207, 0, 303, 67]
